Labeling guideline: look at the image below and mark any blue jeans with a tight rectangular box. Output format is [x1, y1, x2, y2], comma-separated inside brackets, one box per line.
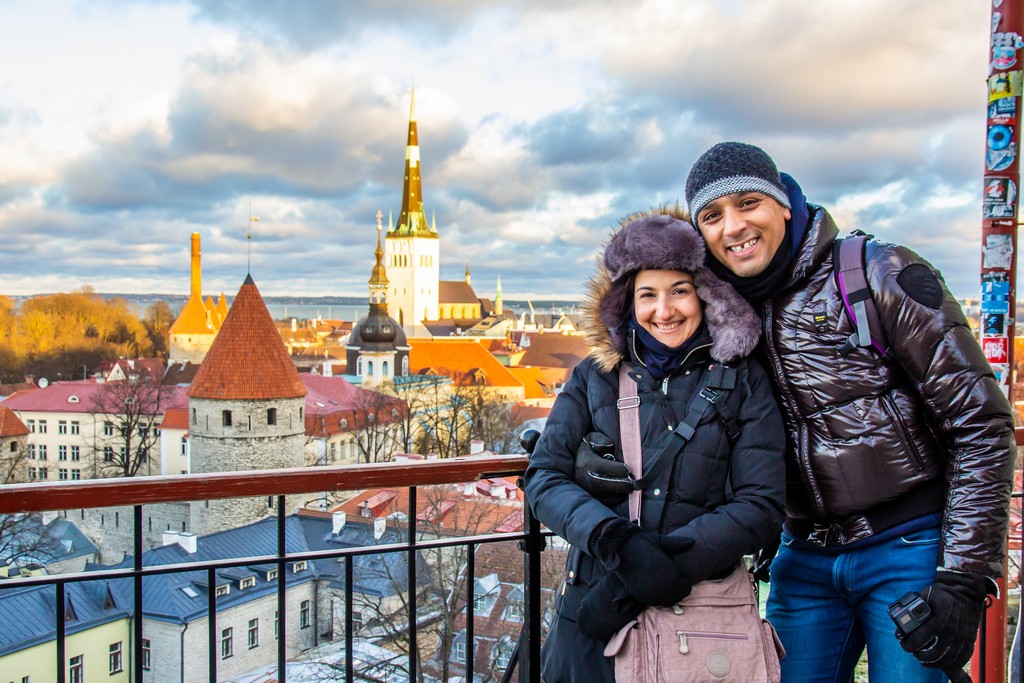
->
[766, 526, 945, 683]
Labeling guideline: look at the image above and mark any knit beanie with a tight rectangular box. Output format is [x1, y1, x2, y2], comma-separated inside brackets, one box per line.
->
[685, 142, 791, 226]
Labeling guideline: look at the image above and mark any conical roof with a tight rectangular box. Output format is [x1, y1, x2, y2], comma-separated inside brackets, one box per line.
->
[189, 275, 307, 400]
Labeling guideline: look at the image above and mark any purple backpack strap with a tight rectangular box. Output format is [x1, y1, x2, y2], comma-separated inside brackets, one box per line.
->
[617, 365, 643, 524]
[834, 232, 888, 357]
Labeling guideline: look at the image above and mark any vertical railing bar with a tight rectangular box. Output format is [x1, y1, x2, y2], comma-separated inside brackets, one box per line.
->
[1018, 493, 1023, 683]
[408, 485, 418, 681]
[277, 494, 288, 683]
[56, 581, 66, 683]
[466, 541, 476, 682]
[208, 566, 217, 683]
[134, 505, 144, 683]
[522, 496, 544, 682]
[345, 554, 354, 683]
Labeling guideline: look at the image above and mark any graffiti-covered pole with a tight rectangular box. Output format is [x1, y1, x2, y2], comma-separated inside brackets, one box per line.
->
[978, 1, 1023, 680]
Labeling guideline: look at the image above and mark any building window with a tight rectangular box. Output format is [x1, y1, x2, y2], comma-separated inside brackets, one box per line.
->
[70, 446, 80, 461]
[300, 600, 311, 629]
[69, 654, 84, 683]
[340, 419, 347, 429]
[27, 419, 35, 432]
[453, 640, 466, 662]
[58, 445, 67, 461]
[248, 618, 259, 649]
[71, 469, 81, 480]
[142, 639, 151, 671]
[222, 410, 232, 427]
[352, 610, 364, 632]
[473, 594, 488, 612]
[215, 585, 230, 597]
[38, 445, 47, 461]
[329, 442, 336, 461]
[103, 446, 114, 462]
[181, 436, 187, 455]
[58, 420, 67, 434]
[240, 577, 255, 589]
[104, 421, 114, 436]
[109, 641, 123, 674]
[505, 598, 525, 621]
[37, 420, 46, 434]
[220, 627, 233, 659]
[192, 408, 196, 425]
[293, 560, 307, 573]
[267, 408, 277, 426]
[59, 468, 69, 481]
[27, 444, 35, 459]
[70, 420, 79, 435]
[495, 640, 513, 670]
[28, 467, 36, 480]
[38, 467, 47, 479]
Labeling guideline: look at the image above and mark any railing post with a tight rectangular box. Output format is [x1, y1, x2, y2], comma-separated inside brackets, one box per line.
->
[277, 494, 288, 683]
[408, 485, 419, 682]
[520, 499, 545, 683]
[133, 505, 144, 683]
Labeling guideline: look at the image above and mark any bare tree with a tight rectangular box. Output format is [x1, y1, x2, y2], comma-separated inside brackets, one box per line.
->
[412, 373, 522, 457]
[0, 514, 66, 569]
[90, 374, 173, 477]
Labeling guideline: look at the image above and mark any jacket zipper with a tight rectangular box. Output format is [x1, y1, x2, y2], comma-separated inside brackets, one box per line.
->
[880, 393, 925, 472]
[676, 630, 749, 654]
[762, 300, 826, 516]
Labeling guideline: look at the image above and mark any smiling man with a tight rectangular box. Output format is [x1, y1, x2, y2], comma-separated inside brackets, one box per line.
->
[684, 142, 1015, 682]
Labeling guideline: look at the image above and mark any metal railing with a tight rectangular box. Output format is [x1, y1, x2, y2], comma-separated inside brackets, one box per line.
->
[0, 455, 542, 683]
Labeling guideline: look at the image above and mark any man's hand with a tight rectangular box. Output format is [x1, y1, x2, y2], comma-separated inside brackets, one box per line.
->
[897, 571, 989, 672]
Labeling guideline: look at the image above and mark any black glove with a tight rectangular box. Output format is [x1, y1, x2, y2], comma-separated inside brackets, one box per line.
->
[594, 518, 695, 606]
[752, 530, 782, 584]
[576, 571, 644, 641]
[897, 571, 989, 672]
[573, 432, 632, 506]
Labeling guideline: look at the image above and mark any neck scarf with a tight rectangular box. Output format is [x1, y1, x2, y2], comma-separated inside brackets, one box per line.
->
[627, 317, 709, 381]
[705, 172, 811, 305]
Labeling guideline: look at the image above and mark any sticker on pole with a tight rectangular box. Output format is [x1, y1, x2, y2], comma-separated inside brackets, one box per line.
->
[989, 70, 1022, 101]
[983, 233, 1014, 269]
[983, 177, 1017, 218]
[982, 336, 1009, 364]
[989, 97, 1017, 126]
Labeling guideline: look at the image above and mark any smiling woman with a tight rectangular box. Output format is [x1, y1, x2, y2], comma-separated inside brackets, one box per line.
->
[632, 269, 702, 350]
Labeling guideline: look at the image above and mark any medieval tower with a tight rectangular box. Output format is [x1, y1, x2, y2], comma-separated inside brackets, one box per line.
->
[385, 89, 440, 332]
[168, 232, 227, 363]
[187, 274, 307, 536]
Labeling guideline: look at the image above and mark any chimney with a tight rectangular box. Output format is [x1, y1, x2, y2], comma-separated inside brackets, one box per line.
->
[470, 440, 485, 455]
[463, 482, 476, 497]
[190, 232, 202, 300]
[291, 318, 298, 332]
[323, 362, 333, 378]
[373, 517, 386, 540]
[332, 511, 347, 535]
[162, 530, 180, 547]
[177, 532, 197, 554]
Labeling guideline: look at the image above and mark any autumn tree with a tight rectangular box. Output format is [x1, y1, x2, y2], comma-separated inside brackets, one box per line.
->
[90, 374, 173, 477]
[143, 300, 174, 360]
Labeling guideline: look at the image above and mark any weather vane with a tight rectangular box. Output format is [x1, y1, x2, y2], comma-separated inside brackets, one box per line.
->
[248, 200, 260, 273]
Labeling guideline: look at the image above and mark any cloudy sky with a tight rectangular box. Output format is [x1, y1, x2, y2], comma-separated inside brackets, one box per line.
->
[0, 0, 999, 302]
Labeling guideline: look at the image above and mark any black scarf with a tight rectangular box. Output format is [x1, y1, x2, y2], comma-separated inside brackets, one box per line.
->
[627, 317, 709, 381]
[705, 173, 811, 305]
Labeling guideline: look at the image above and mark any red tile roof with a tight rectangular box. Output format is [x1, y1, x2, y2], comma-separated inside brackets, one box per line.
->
[408, 339, 524, 388]
[0, 406, 29, 437]
[516, 332, 588, 370]
[160, 407, 189, 430]
[189, 276, 307, 400]
[302, 374, 404, 437]
[2, 381, 189, 414]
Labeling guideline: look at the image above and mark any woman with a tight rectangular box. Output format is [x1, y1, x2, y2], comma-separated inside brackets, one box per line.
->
[524, 211, 786, 682]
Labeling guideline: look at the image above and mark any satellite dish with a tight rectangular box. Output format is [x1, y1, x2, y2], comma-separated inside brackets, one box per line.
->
[37, 378, 49, 388]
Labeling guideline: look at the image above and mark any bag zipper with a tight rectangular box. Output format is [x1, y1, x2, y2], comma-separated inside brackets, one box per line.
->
[675, 630, 749, 654]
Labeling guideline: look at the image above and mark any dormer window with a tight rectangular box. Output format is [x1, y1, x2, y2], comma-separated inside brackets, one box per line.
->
[67, 395, 79, 403]
[292, 560, 307, 573]
[240, 577, 256, 589]
[267, 569, 279, 581]
[215, 585, 230, 597]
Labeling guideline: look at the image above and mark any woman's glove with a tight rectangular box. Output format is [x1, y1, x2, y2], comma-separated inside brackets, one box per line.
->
[594, 518, 696, 607]
[897, 570, 989, 671]
[573, 432, 632, 506]
[576, 572, 643, 641]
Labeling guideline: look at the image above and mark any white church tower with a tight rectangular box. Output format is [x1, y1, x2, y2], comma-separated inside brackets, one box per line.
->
[385, 88, 439, 333]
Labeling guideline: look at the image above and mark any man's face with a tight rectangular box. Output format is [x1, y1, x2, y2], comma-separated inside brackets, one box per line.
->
[696, 192, 790, 278]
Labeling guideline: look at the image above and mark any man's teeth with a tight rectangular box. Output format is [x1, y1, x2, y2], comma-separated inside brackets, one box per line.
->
[729, 238, 758, 253]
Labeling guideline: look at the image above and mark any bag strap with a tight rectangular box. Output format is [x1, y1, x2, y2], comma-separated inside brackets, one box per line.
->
[617, 365, 643, 524]
[834, 231, 889, 357]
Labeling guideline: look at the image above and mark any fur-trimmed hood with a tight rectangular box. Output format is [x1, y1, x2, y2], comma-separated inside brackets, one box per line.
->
[581, 205, 761, 373]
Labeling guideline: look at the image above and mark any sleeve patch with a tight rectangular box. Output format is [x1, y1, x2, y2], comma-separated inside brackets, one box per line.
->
[896, 263, 943, 309]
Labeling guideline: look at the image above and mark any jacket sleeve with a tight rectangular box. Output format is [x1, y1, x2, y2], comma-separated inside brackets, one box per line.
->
[523, 359, 621, 555]
[869, 242, 1015, 578]
[663, 358, 786, 581]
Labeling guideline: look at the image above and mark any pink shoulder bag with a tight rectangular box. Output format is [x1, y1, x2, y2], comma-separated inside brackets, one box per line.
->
[604, 366, 784, 682]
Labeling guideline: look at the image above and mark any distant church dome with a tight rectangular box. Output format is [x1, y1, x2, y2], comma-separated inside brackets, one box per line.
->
[350, 307, 407, 350]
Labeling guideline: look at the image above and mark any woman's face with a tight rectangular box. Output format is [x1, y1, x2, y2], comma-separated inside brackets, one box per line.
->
[633, 269, 702, 348]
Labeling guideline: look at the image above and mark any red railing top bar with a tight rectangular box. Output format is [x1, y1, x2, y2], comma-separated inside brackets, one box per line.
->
[0, 454, 530, 514]
[1016, 427, 1024, 446]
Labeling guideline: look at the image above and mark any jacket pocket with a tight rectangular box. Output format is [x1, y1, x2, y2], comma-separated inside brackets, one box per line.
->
[880, 393, 925, 472]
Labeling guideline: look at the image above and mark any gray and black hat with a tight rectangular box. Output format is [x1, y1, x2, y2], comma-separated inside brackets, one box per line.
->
[685, 142, 790, 225]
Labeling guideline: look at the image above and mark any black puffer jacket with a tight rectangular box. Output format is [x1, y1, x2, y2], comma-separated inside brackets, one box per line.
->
[524, 212, 786, 683]
[764, 204, 1014, 577]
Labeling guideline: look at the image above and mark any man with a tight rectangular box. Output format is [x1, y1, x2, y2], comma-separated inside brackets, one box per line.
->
[683, 141, 1015, 681]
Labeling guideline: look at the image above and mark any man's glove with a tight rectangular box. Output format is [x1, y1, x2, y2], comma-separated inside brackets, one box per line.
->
[752, 530, 782, 583]
[573, 432, 632, 506]
[897, 571, 989, 671]
[594, 518, 695, 606]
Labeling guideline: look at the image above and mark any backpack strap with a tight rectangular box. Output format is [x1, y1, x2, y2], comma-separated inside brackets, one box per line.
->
[834, 231, 889, 357]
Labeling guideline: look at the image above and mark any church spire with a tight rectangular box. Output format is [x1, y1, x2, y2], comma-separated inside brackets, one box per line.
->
[393, 87, 435, 238]
[465, 261, 471, 285]
[369, 211, 389, 306]
[495, 275, 503, 316]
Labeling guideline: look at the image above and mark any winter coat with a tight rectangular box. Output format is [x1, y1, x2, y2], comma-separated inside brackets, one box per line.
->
[762, 204, 1014, 577]
[524, 212, 786, 683]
